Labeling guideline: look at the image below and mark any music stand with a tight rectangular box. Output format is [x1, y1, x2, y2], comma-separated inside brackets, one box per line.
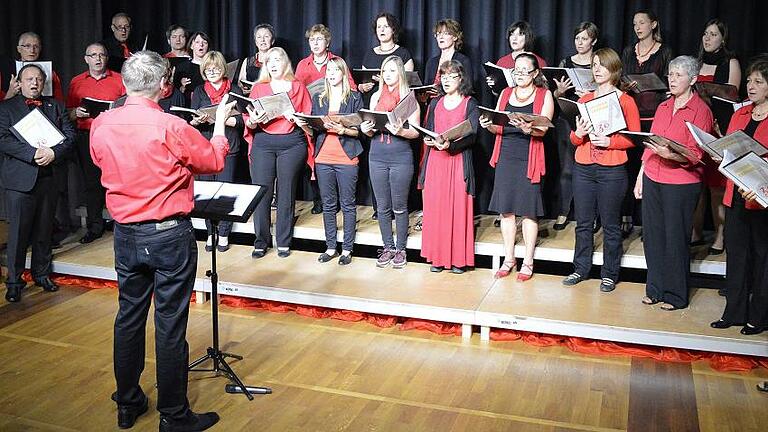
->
[188, 181, 269, 400]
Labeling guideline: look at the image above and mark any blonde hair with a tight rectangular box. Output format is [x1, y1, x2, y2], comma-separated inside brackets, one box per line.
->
[318, 57, 352, 107]
[374, 55, 410, 100]
[199, 51, 227, 80]
[257, 47, 296, 82]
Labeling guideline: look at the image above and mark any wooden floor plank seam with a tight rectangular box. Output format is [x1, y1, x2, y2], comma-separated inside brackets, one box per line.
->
[268, 379, 628, 432]
[0, 412, 80, 432]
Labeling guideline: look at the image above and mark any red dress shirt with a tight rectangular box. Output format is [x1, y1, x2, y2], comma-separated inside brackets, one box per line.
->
[294, 51, 357, 90]
[89, 96, 229, 223]
[644, 92, 713, 184]
[67, 70, 126, 130]
[570, 92, 641, 166]
[723, 104, 768, 209]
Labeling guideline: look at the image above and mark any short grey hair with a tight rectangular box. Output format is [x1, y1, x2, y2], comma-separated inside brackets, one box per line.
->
[121, 51, 167, 96]
[669, 55, 700, 80]
[18, 31, 41, 44]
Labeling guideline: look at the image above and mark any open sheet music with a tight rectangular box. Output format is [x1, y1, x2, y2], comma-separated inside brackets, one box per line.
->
[686, 122, 768, 160]
[193, 181, 265, 223]
[558, 91, 627, 137]
[225, 60, 240, 82]
[718, 151, 768, 208]
[479, 106, 553, 128]
[483, 62, 515, 93]
[169, 104, 238, 122]
[228, 92, 295, 121]
[710, 96, 752, 131]
[694, 82, 738, 106]
[81, 97, 114, 118]
[10, 107, 66, 148]
[619, 131, 701, 164]
[624, 73, 668, 92]
[294, 113, 363, 130]
[358, 90, 418, 130]
[411, 119, 473, 142]
[542, 67, 596, 93]
[16, 61, 53, 97]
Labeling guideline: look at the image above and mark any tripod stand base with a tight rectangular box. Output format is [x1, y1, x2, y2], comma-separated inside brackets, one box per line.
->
[189, 347, 269, 401]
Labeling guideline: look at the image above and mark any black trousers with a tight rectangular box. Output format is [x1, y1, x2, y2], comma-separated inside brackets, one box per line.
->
[112, 218, 196, 419]
[75, 130, 106, 234]
[249, 131, 307, 250]
[572, 163, 627, 281]
[721, 194, 768, 326]
[198, 152, 239, 238]
[316, 163, 358, 251]
[555, 117, 575, 217]
[4, 174, 56, 288]
[641, 175, 701, 308]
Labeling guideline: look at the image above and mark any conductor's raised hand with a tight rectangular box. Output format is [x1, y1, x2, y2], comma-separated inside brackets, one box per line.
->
[213, 94, 236, 137]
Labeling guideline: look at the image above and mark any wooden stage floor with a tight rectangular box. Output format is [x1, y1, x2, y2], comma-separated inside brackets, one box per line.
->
[44, 233, 767, 357]
[0, 285, 766, 431]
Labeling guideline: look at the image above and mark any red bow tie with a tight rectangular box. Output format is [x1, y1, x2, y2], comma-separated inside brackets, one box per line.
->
[25, 99, 43, 107]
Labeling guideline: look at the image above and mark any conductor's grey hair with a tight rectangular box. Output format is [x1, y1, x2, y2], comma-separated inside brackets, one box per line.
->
[121, 50, 167, 96]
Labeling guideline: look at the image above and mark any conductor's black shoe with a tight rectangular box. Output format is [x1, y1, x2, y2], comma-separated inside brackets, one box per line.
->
[79, 231, 102, 244]
[159, 411, 220, 432]
[35, 277, 59, 292]
[311, 200, 323, 214]
[5, 286, 21, 302]
[115, 395, 148, 429]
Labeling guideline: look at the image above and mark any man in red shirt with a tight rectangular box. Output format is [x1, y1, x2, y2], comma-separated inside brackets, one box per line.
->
[67, 42, 125, 244]
[90, 50, 230, 432]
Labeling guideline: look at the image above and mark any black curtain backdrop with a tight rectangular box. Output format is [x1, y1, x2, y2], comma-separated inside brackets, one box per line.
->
[2, 0, 768, 213]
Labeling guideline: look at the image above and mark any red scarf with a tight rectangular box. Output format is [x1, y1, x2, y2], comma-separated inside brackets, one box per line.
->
[204, 78, 231, 104]
[160, 82, 174, 99]
[120, 43, 131, 58]
[25, 98, 43, 107]
[375, 83, 401, 111]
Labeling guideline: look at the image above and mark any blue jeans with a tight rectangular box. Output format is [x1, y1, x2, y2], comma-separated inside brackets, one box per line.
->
[572, 163, 627, 281]
[316, 163, 358, 251]
[112, 218, 197, 419]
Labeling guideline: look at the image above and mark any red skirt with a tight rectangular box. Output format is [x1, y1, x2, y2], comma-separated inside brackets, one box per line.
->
[420, 149, 475, 267]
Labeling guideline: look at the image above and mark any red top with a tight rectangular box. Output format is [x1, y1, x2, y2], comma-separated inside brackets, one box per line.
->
[644, 93, 713, 184]
[294, 52, 357, 90]
[490, 86, 548, 184]
[723, 104, 768, 209]
[67, 70, 125, 130]
[697, 74, 714, 83]
[316, 110, 357, 165]
[496, 52, 547, 69]
[570, 92, 640, 166]
[89, 96, 229, 223]
[246, 80, 311, 134]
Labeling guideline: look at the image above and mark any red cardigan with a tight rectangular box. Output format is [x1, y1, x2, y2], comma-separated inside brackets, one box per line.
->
[723, 104, 768, 210]
[489, 86, 548, 184]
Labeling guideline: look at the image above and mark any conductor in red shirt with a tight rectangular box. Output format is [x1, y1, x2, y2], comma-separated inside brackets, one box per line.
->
[90, 51, 231, 432]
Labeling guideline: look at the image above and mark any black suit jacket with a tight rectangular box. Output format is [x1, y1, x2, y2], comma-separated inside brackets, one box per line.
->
[0, 95, 75, 192]
[102, 36, 143, 72]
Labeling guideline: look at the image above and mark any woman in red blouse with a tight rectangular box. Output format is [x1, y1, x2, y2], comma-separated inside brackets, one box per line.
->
[691, 19, 742, 256]
[245, 47, 312, 259]
[564, 48, 640, 292]
[633, 56, 714, 310]
[711, 59, 768, 335]
[480, 53, 554, 281]
[418, 60, 479, 274]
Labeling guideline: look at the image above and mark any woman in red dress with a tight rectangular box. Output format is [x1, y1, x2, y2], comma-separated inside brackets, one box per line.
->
[418, 60, 479, 273]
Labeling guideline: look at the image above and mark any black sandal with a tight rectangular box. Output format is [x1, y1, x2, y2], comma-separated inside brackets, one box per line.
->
[757, 382, 768, 393]
[660, 302, 682, 311]
[641, 296, 660, 305]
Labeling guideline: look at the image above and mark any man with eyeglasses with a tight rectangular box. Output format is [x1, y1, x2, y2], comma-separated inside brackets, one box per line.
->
[7, 32, 64, 102]
[67, 42, 125, 244]
[102, 12, 141, 72]
[0, 64, 75, 302]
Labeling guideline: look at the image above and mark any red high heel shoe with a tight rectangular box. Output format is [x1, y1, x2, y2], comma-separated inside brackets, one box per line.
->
[494, 260, 515, 279]
[516, 263, 534, 282]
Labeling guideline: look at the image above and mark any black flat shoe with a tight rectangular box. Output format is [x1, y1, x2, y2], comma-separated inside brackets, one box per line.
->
[450, 266, 465, 274]
[430, 266, 443, 273]
[311, 201, 323, 214]
[4, 286, 21, 302]
[79, 231, 103, 244]
[338, 254, 352, 265]
[204, 244, 213, 252]
[159, 411, 220, 432]
[708, 247, 724, 256]
[553, 219, 568, 231]
[494, 218, 501, 227]
[620, 220, 632, 238]
[717, 288, 727, 296]
[35, 277, 59, 292]
[251, 248, 267, 259]
[318, 252, 338, 263]
[277, 249, 291, 258]
[112, 392, 148, 429]
[740, 324, 766, 336]
[216, 243, 230, 252]
[757, 382, 768, 393]
[371, 211, 378, 221]
[710, 319, 744, 329]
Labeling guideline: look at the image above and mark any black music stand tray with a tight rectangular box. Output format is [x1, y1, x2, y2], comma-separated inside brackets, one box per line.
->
[188, 181, 269, 400]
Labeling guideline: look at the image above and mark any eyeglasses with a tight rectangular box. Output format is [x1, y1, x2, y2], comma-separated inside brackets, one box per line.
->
[440, 73, 461, 81]
[308, 37, 326, 43]
[113, 25, 131, 31]
[18, 44, 40, 50]
[434, 31, 453, 38]
[85, 53, 108, 59]
[512, 69, 535, 76]
[204, 67, 222, 74]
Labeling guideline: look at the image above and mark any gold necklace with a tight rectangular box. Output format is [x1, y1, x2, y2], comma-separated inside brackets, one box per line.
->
[637, 40, 657, 58]
[514, 86, 535, 102]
